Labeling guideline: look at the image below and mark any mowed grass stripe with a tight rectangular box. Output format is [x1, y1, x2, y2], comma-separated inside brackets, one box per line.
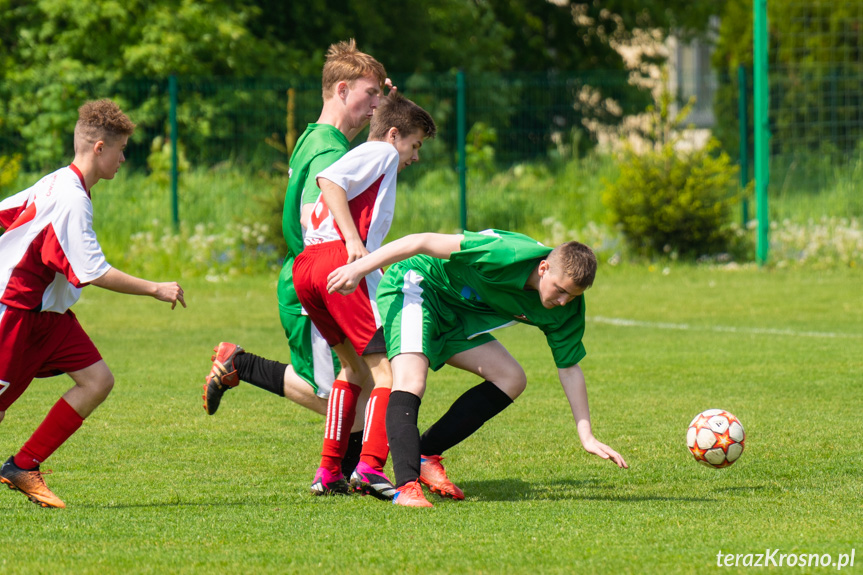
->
[590, 315, 863, 339]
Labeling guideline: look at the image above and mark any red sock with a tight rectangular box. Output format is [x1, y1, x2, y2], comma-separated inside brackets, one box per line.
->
[320, 380, 361, 475]
[359, 387, 391, 470]
[14, 398, 84, 470]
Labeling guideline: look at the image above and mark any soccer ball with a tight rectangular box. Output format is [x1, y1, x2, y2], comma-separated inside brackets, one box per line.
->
[686, 409, 745, 468]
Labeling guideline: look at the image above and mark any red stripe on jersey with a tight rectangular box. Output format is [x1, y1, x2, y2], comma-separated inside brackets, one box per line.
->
[3, 202, 37, 233]
[42, 224, 84, 287]
[333, 174, 385, 243]
[1, 224, 83, 310]
[1, 201, 27, 229]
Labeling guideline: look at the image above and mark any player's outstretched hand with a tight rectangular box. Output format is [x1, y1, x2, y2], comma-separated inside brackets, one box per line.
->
[345, 237, 369, 264]
[154, 282, 186, 310]
[327, 262, 363, 296]
[582, 436, 629, 469]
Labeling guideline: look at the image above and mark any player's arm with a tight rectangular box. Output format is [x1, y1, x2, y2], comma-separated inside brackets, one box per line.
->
[90, 268, 186, 310]
[327, 232, 463, 295]
[558, 364, 628, 468]
[317, 177, 367, 263]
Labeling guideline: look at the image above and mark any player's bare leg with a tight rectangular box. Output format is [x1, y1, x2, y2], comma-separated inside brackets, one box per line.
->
[1, 361, 113, 509]
[64, 360, 115, 417]
[282, 365, 327, 415]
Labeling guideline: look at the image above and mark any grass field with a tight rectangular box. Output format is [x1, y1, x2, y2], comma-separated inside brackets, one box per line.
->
[2, 265, 861, 574]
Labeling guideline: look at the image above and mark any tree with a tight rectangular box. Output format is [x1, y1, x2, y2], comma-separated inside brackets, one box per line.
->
[0, 0, 288, 169]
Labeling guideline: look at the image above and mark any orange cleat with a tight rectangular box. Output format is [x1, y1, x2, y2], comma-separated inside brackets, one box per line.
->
[419, 455, 464, 500]
[0, 457, 66, 509]
[392, 480, 432, 508]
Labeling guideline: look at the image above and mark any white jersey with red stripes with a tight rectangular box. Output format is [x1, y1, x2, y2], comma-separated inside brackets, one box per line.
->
[0, 164, 111, 314]
[304, 140, 399, 252]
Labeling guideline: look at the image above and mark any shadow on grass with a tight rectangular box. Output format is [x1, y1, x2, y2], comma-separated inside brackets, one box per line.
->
[461, 478, 715, 503]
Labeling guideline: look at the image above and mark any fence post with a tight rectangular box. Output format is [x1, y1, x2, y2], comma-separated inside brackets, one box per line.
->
[738, 64, 749, 226]
[753, 0, 770, 265]
[169, 74, 179, 230]
[457, 69, 467, 232]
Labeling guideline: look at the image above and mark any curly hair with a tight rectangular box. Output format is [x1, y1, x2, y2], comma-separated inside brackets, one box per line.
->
[74, 99, 135, 152]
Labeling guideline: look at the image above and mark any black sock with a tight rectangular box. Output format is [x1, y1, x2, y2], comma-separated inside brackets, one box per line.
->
[420, 380, 513, 456]
[386, 391, 422, 488]
[234, 353, 287, 397]
[341, 431, 363, 477]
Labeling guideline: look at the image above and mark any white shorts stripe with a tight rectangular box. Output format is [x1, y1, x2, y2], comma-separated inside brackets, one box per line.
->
[311, 323, 336, 398]
[401, 270, 425, 353]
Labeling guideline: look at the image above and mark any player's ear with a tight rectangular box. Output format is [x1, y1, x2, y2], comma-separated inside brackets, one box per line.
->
[538, 260, 549, 276]
[94, 140, 106, 155]
[387, 127, 399, 143]
[337, 80, 349, 100]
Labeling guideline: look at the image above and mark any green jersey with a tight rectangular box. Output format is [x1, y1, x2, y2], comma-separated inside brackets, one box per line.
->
[385, 229, 587, 369]
[277, 124, 350, 315]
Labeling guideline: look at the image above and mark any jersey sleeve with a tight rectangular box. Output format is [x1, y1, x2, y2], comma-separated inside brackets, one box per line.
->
[301, 149, 345, 206]
[543, 297, 588, 368]
[316, 143, 399, 201]
[43, 193, 111, 286]
[451, 230, 549, 289]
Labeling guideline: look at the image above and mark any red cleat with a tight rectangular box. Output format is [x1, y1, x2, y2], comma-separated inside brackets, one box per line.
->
[393, 480, 432, 508]
[203, 342, 244, 415]
[420, 455, 464, 500]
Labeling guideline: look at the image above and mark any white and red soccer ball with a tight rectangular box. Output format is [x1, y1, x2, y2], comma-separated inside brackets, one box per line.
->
[686, 409, 745, 468]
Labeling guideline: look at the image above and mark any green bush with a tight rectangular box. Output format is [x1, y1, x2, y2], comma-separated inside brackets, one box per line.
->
[603, 94, 746, 259]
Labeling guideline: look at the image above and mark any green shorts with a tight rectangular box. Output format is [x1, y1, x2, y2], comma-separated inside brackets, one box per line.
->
[279, 307, 340, 398]
[376, 261, 496, 371]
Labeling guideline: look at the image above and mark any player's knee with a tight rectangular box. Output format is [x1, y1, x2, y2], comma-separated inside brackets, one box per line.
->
[496, 367, 527, 400]
[91, 370, 115, 399]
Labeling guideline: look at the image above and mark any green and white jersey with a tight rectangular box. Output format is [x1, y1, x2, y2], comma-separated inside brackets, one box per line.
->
[277, 124, 350, 315]
[380, 229, 587, 369]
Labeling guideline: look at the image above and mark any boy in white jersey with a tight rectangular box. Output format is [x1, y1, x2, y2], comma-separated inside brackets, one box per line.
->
[0, 99, 185, 508]
[293, 92, 435, 498]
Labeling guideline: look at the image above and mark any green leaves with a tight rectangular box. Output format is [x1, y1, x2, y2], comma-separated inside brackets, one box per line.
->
[604, 97, 744, 259]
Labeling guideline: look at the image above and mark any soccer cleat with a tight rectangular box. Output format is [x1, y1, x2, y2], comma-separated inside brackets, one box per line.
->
[349, 462, 397, 500]
[203, 342, 244, 415]
[392, 480, 433, 508]
[0, 457, 66, 509]
[310, 467, 350, 496]
[419, 454, 465, 500]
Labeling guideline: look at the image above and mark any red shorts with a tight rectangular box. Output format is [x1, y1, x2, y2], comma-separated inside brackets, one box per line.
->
[293, 241, 385, 356]
[0, 306, 102, 411]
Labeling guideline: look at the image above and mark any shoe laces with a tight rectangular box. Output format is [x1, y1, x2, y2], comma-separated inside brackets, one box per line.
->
[23, 467, 53, 487]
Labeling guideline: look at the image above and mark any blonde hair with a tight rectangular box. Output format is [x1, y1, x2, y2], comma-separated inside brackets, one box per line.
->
[368, 92, 436, 141]
[548, 241, 597, 289]
[321, 39, 387, 99]
[74, 99, 135, 153]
